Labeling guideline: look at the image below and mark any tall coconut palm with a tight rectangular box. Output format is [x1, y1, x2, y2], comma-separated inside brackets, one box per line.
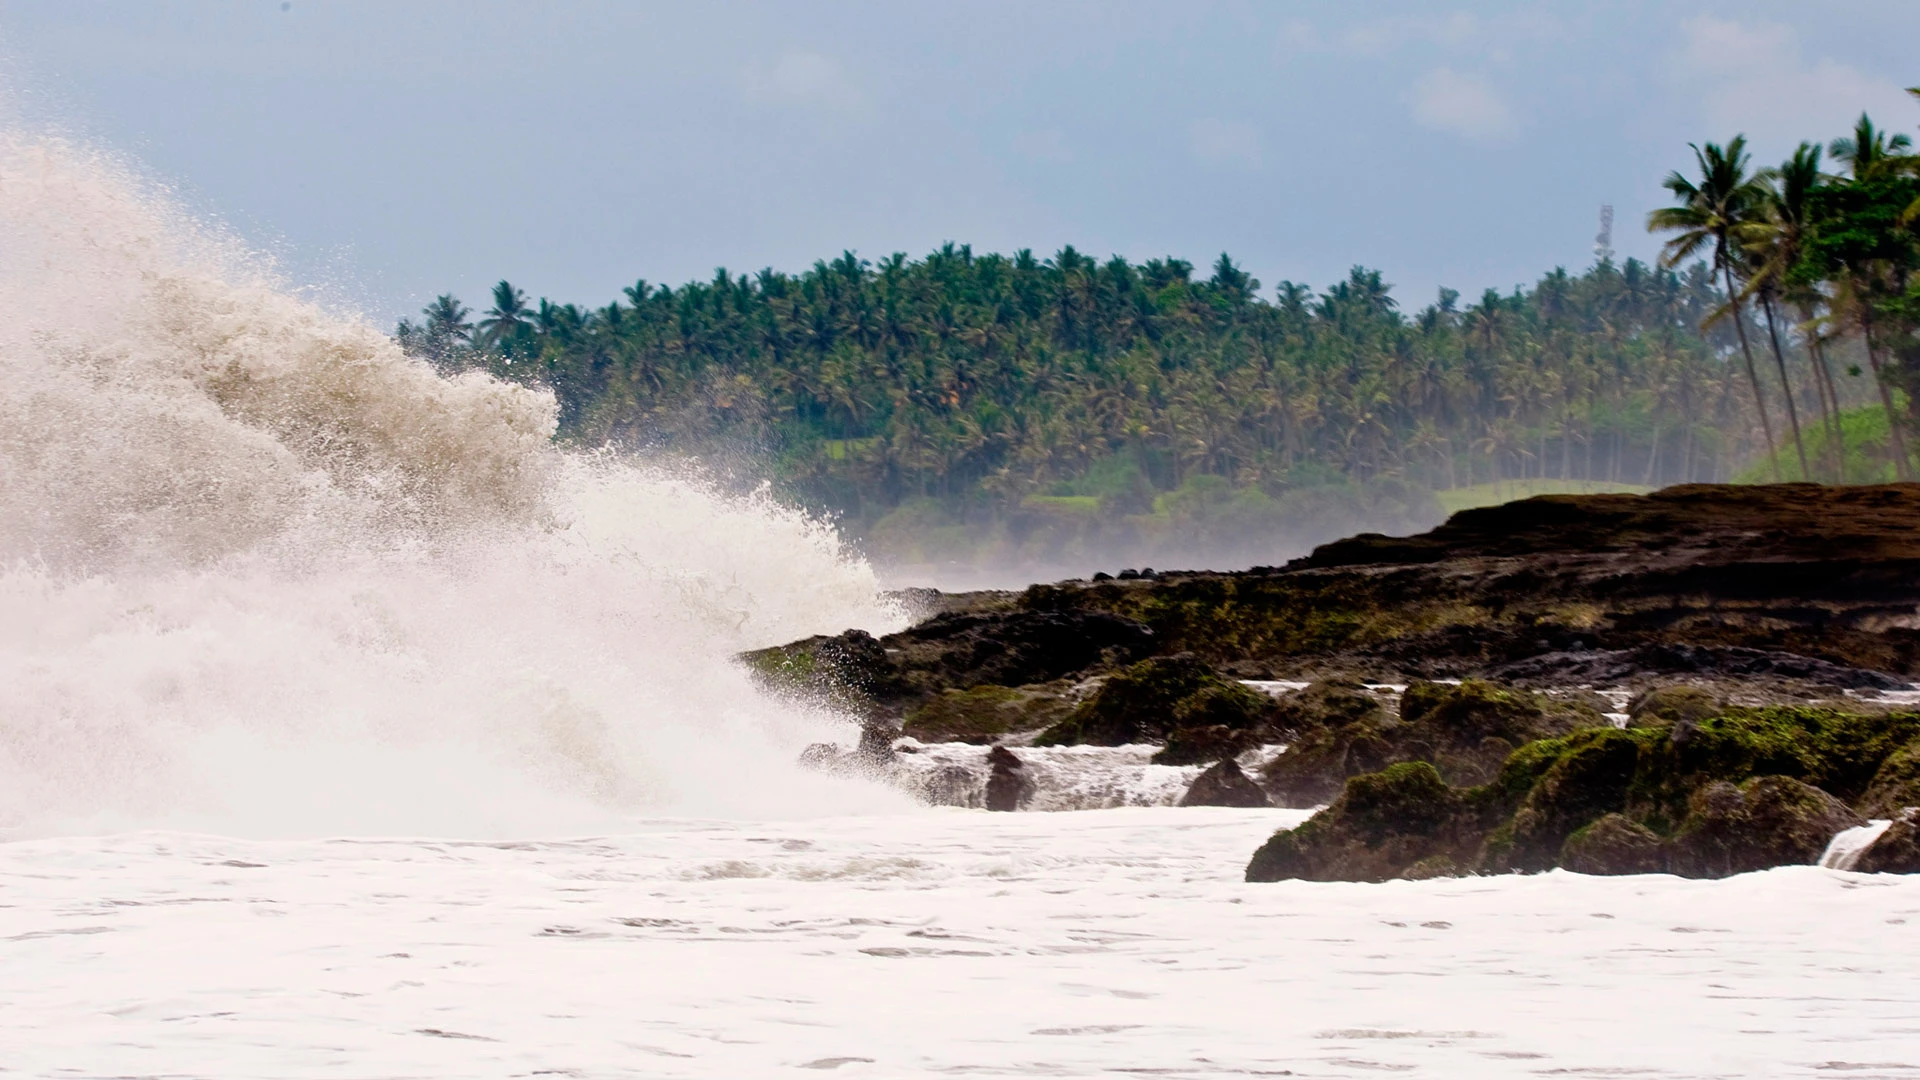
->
[1830, 113, 1914, 182]
[1772, 145, 1848, 479]
[1827, 114, 1917, 480]
[1740, 146, 1838, 478]
[477, 281, 533, 351]
[1649, 137, 1781, 479]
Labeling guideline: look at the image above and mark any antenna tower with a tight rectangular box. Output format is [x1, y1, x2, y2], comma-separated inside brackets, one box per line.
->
[1594, 204, 1615, 265]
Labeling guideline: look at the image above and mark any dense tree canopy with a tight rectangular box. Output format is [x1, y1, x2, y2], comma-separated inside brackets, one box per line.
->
[398, 97, 1920, 569]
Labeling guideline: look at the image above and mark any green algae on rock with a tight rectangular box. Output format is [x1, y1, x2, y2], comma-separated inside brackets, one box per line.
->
[1248, 706, 1920, 881]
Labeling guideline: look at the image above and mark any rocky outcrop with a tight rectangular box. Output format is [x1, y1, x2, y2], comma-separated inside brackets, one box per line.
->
[1856, 811, 1920, 873]
[1627, 685, 1723, 726]
[1268, 679, 1388, 734]
[984, 746, 1035, 811]
[900, 683, 1076, 744]
[1560, 814, 1665, 875]
[1246, 763, 1480, 882]
[1034, 655, 1273, 763]
[1261, 679, 1609, 808]
[1032, 484, 1920, 683]
[1859, 737, 1920, 819]
[744, 608, 1154, 719]
[1664, 776, 1863, 878]
[1178, 759, 1269, 808]
[1493, 644, 1909, 692]
[752, 486, 1920, 776]
[1248, 705, 1920, 881]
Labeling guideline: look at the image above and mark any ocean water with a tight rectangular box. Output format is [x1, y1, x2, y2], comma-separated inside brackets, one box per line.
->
[2, 122, 1915, 1080]
[5, 809, 1918, 1078]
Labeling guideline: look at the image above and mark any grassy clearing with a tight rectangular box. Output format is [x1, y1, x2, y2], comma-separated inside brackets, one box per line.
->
[1735, 402, 1919, 484]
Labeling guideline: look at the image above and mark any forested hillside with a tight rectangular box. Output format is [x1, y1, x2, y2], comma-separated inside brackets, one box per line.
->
[397, 100, 1920, 575]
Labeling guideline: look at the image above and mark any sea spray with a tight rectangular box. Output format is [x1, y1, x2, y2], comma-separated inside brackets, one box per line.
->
[0, 131, 911, 838]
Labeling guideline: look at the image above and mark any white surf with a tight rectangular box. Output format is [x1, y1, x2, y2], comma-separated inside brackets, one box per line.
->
[0, 130, 911, 839]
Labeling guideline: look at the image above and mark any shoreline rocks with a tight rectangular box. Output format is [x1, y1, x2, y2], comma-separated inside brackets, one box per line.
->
[763, 484, 1920, 875]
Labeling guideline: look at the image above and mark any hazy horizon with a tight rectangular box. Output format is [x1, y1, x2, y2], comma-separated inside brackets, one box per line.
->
[3, 1, 1916, 327]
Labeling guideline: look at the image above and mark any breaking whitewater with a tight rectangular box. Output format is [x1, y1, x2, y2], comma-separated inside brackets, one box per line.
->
[3, 132, 1918, 1079]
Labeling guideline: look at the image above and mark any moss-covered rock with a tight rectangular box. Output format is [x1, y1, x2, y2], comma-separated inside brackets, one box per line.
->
[1261, 718, 1399, 807]
[1630, 707, 1920, 827]
[1560, 813, 1666, 875]
[1269, 678, 1386, 734]
[901, 683, 1073, 744]
[1486, 727, 1653, 872]
[1855, 811, 1920, 873]
[1859, 737, 1920, 818]
[1246, 762, 1476, 882]
[1665, 776, 1861, 877]
[1249, 706, 1920, 882]
[1627, 685, 1723, 727]
[1261, 679, 1611, 808]
[1036, 655, 1269, 748]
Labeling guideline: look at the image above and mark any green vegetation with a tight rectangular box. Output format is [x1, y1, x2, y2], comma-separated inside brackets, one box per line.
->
[1434, 479, 1651, 516]
[400, 93, 1920, 565]
[1735, 400, 1918, 482]
[901, 683, 1072, 745]
[1035, 655, 1269, 757]
[1249, 704, 1920, 882]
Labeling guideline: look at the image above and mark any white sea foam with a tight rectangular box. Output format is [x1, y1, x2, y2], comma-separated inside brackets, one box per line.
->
[1821, 819, 1895, 870]
[0, 131, 909, 838]
[3, 810, 1918, 1078]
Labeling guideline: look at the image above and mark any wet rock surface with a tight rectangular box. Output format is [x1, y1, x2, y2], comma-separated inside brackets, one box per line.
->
[1859, 737, 1920, 819]
[761, 485, 1920, 874]
[1035, 655, 1273, 760]
[1664, 776, 1864, 878]
[1856, 811, 1920, 873]
[1178, 759, 1269, 808]
[984, 746, 1035, 812]
[1492, 644, 1908, 692]
[1249, 706, 1920, 881]
[1262, 679, 1608, 808]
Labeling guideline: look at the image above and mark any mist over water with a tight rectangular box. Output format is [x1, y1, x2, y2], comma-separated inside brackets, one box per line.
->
[0, 132, 912, 839]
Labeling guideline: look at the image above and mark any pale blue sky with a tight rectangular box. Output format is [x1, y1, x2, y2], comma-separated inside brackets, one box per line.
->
[2, 1, 1916, 325]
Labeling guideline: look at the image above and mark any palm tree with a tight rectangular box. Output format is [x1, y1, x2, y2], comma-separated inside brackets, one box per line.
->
[1748, 144, 1848, 480]
[1740, 148, 1843, 479]
[423, 294, 473, 340]
[1830, 113, 1913, 182]
[1827, 114, 1917, 480]
[477, 280, 533, 352]
[415, 293, 475, 372]
[1648, 137, 1782, 480]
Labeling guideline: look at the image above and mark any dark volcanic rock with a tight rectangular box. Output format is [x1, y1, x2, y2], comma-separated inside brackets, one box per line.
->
[1665, 776, 1863, 877]
[1560, 813, 1666, 875]
[1035, 655, 1271, 751]
[1246, 762, 1477, 882]
[883, 609, 1156, 693]
[1039, 484, 1920, 683]
[901, 683, 1075, 744]
[1269, 679, 1388, 734]
[1859, 738, 1920, 819]
[1248, 704, 1920, 882]
[1492, 644, 1909, 692]
[1155, 724, 1258, 766]
[1179, 758, 1269, 808]
[1627, 685, 1724, 727]
[1261, 679, 1608, 808]
[1856, 811, 1920, 873]
[984, 746, 1035, 812]
[742, 609, 1155, 743]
